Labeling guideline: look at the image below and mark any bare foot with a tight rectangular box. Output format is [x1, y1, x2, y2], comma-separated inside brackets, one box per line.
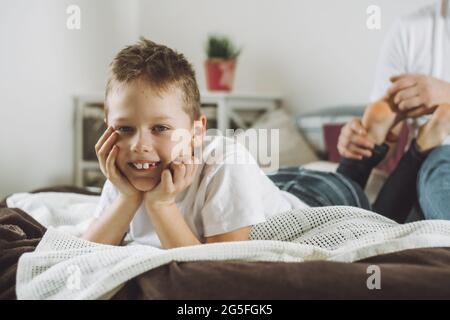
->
[362, 98, 405, 145]
[416, 104, 450, 152]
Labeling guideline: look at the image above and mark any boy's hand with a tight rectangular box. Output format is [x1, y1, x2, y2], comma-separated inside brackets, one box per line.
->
[143, 155, 198, 211]
[95, 126, 142, 201]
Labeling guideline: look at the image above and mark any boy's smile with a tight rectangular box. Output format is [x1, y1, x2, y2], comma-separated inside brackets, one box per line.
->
[106, 80, 196, 192]
[128, 160, 161, 171]
[127, 160, 161, 175]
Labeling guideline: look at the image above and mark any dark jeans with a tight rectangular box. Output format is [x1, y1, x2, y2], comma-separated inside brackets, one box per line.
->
[268, 140, 427, 223]
[337, 140, 427, 223]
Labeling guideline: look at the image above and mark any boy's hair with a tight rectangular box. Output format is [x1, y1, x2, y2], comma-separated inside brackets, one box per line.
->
[105, 37, 201, 120]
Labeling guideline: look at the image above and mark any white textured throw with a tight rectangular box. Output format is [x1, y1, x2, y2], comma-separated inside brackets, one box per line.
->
[9, 192, 450, 300]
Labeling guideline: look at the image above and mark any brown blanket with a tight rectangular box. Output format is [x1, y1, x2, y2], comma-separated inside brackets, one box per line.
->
[0, 186, 99, 300]
[0, 207, 45, 299]
[2, 187, 450, 300]
[112, 248, 450, 300]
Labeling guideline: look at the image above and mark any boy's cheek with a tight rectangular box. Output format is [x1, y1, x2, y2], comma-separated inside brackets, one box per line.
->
[167, 141, 193, 161]
[115, 147, 127, 163]
[116, 158, 129, 175]
[115, 140, 128, 149]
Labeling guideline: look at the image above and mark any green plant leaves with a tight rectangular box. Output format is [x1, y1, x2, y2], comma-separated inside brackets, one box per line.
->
[205, 34, 241, 59]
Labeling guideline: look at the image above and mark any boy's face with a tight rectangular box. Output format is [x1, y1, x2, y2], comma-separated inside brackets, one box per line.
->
[106, 80, 202, 192]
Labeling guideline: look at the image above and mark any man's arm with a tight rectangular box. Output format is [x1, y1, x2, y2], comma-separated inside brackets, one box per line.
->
[82, 195, 141, 246]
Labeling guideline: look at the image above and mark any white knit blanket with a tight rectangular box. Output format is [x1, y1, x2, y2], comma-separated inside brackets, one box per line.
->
[8, 192, 450, 300]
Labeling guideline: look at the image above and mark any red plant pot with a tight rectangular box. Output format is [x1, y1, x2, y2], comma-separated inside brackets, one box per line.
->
[205, 58, 237, 91]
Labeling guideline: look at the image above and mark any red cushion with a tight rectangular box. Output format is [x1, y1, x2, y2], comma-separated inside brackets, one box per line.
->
[323, 123, 410, 174]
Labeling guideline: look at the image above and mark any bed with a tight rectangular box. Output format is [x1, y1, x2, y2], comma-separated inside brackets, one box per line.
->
[2, 185, 450, 300]
[2, 106, 449, 300]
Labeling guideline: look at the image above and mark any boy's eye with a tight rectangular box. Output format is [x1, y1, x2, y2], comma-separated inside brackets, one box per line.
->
[116, 126, 134, 133]
[152, 125, 169, 133]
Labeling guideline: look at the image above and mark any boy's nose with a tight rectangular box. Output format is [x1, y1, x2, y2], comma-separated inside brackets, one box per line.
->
[131, 143, 152, 153]
[130, 133, 153, 153]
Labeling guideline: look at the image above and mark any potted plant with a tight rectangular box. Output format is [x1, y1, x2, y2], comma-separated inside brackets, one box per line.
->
[205, 34, 241, 91]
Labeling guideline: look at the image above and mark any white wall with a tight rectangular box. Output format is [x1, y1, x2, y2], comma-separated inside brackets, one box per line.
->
[0, 0, 138, 198]
[138, 0, 432, 113]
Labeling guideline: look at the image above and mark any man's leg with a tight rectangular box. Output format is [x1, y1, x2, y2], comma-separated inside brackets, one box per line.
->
[371, 140, 426, 222]
[415, 104, 450, 220]
[374, 104, 450, 222]
[417, 146, 450, 220]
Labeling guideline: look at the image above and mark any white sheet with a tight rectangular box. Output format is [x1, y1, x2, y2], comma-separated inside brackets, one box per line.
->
[7, 192, 99, 237]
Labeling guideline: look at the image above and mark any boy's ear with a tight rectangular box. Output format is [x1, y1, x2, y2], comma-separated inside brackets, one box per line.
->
[191, 117, 206, 152]
[194, 115, 207, 135]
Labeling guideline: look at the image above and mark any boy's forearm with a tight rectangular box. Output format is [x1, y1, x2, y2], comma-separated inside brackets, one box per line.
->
[146, 203, 201, 249]
[83, 195, 141, 246]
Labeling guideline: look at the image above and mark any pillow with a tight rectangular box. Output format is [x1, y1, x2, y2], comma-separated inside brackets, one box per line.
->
[323, 123, 343, 162]
[242, 108, 319, 173]
[295, 105, 365, 158]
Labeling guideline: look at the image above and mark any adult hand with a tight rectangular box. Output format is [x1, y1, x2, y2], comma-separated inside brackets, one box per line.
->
[387, 74, 450, 118]
[337, 118, 375, 160]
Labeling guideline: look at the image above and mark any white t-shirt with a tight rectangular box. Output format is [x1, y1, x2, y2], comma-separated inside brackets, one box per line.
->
[93, 135, 308, 247]
[370, 3, 450, 101]
[370, 2, 450, 144]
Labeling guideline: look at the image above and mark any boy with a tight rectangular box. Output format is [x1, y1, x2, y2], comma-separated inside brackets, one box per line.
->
[82, 38, 308, 248]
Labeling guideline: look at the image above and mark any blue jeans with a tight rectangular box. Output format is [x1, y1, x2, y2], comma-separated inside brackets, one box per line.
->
[267, 167, 371, 210]
[417, 145, 450, 220]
